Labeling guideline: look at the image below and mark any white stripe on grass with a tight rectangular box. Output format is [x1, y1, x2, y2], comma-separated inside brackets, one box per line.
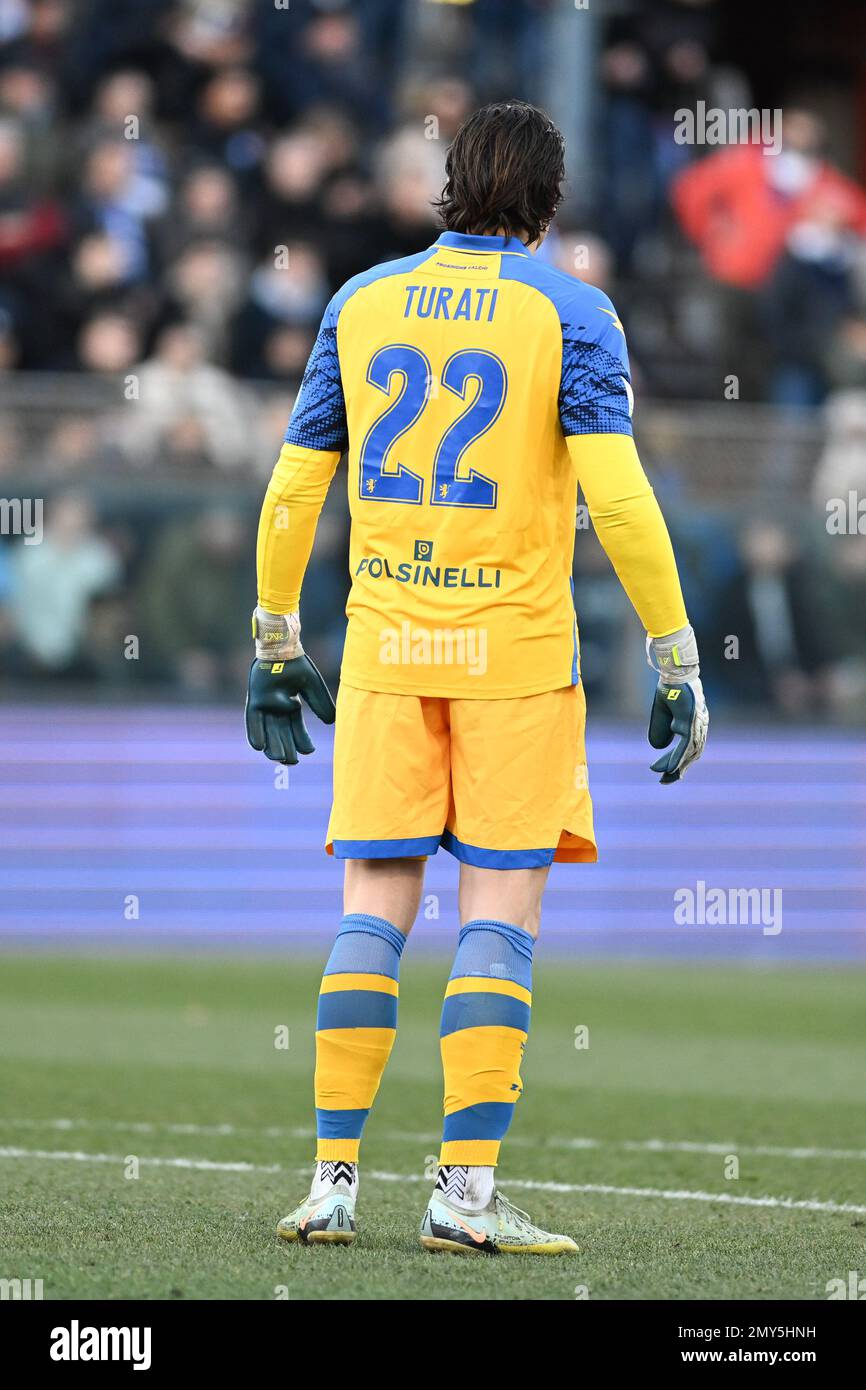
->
[1, 1145, 864, 1217]
[0, 1117, 314, 1140]
[2, 1118, 865, 1163]
[550, 1137, 866, 1162]
[0, 1146, 280, 1173]
[367, 1170, 866, 1216]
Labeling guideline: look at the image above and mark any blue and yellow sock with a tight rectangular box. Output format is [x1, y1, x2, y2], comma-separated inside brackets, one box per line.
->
[314, 913, 405, 1163]
[438, 918, 534, 1167]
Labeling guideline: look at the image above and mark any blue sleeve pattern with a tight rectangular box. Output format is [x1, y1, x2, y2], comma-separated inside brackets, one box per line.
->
[497, 254, 633, 438]
[282, 250, 439, 454]
[559, 331, 633, 436]
[284, 314, 348, 452]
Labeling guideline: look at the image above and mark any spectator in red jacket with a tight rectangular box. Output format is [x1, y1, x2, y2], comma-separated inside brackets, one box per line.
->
[0, 117, 65, 272]
[671, 109, 866, 290]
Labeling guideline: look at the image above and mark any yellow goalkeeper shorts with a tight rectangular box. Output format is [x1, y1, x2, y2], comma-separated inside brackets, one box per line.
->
[325, 682, 597, 868]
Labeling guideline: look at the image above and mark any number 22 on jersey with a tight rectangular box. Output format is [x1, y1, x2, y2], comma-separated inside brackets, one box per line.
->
[358, 344, 506, 510]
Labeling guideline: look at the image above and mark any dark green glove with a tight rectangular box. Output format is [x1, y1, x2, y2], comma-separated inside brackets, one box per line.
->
[646, 626, 709, 784]
[245, 656, 336, 765]
[648, 680, 706, 783]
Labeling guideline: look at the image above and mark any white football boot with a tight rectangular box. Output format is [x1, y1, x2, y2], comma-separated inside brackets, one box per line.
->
[420, 1188, 577, 1255]
[277, 1184, 356, 1246]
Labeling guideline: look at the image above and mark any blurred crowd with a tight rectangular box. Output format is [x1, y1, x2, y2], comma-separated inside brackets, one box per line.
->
[2, 478, 863, 722]
[1, 0, 865, 719]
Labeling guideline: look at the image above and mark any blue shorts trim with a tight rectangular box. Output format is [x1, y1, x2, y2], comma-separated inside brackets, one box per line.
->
[440, 830, 556, 869]
[330, 835, 441, 859]
[330, 831, 557, 868]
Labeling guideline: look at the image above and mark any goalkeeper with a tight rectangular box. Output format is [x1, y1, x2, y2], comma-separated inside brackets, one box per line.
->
[246, 100, 707, 1256]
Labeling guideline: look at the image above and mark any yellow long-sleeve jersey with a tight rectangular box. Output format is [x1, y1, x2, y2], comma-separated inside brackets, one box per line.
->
[257, 231, 687, 698]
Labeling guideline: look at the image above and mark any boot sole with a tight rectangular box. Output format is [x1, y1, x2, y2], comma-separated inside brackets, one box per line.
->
[420, 1234, 490, 1256]
[420, 1234, 577, 1255]
[277, 1227, 355, 1246]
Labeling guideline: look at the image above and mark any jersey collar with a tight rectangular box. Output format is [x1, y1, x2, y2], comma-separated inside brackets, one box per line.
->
[434, 231, 532, 256]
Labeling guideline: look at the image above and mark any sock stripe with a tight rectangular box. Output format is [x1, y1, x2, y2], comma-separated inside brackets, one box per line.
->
[315, 1107, 369, 1139]
[442, 1101, 516, 1141]
[317, 989, 398, 1031]
[317, 1137, 361, 1162]
[445, 975, 531, 1004]
[440, 1139, 499, 1166]
[319, 972, 399, 997]
[440, 1026, 527, 1109]
[440, 992, 530, 1036]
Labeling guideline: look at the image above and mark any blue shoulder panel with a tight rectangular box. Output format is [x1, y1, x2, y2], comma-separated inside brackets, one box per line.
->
[285, 249, 439, 453]
[284, 319, 347, 452]
[329, 247, 439, 316]
[498, 256, 634, 437]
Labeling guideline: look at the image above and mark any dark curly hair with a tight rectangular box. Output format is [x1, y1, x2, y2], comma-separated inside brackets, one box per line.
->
[434, 101, 566, 245]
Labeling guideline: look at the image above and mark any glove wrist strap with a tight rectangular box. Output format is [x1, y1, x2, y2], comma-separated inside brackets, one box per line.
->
[646, 624, 700, 684]
[252, 606, 304, 662]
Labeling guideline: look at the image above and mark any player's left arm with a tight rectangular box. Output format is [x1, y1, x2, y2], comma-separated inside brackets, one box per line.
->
[246, 302, 346, 765]
[561, 294, 708, 782]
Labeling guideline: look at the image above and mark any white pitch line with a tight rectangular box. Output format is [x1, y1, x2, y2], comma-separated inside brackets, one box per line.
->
[0, 1117, 316, 1140]
[2, 1118, 865, 1163]
[1, 1145, 861, 1217]
[551, 1136, 866, 1162]
[0, 1146, 280, 1173]
[367, 1170, 866, 1216]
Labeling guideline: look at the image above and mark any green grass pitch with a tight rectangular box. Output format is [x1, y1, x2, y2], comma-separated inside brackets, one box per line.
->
[1, 953, 864, 1301]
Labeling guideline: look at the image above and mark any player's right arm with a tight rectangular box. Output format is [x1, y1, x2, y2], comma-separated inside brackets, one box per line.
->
[246, 301, 346, 765]
[561, 294, 708, 782]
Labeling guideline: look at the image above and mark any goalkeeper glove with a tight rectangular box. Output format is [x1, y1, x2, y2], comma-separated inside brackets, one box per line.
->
[245, 607, 336, 765]
[646, 624, 709, 783]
